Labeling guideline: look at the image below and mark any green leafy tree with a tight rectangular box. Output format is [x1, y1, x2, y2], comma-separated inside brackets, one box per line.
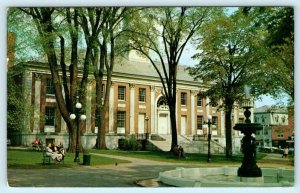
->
[16, 8, 91, 152]
[188, 8, 268, 158]
[79, 7, 131, 149]
[126, 7, 216, 151]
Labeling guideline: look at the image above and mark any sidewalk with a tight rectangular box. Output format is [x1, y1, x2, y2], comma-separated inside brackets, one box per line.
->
[7, 152, 294, 187]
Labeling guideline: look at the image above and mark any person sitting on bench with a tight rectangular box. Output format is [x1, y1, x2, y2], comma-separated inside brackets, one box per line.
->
[46, 143, 63, 162]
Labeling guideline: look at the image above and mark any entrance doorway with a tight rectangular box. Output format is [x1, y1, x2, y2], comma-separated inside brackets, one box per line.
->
[181, 115, 187, 135]
[138, 113, 145, 134]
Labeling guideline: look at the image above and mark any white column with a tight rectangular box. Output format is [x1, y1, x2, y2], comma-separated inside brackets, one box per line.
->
[33, 73, 41, 133]
[24, 71, 33, 132]
[190, 90, 197, 136]
[221, 110, 225, 136]
[150, 86, 155, 133]
[206, 96, 210, 118]
[129, 83, 135, 134]
[108, 82, 114, 133]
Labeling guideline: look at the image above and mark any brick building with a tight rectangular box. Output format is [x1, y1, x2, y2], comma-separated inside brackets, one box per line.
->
[7, 33, 245, 152]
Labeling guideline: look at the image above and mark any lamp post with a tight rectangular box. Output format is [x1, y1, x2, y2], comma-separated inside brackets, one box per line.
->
[204, 115, 212, 162]
[145, 116, 149, 140]
[70, 102, 86, 163]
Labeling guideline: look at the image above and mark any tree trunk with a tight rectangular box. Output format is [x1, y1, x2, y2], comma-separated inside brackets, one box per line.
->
[169, 98, 178, 151]
[225, 108, 233, 158]
[224, 97, 234, 158]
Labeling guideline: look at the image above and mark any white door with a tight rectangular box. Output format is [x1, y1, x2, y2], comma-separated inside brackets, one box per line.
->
[158, 113, 168, 134]
[138, 113, 145, 134]
[181, 115, 187, 135]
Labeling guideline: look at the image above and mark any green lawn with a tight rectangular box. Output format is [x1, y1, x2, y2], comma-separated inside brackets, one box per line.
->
[7, 148, 270, 169]
[89, 149, 267, 164]
[7, 149, 130, 169]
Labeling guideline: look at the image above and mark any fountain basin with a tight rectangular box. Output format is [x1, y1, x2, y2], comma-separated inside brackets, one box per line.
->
[158, 167, 293, 187]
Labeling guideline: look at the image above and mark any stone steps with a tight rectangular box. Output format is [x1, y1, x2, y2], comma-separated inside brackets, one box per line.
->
[148, 134, 225, 154]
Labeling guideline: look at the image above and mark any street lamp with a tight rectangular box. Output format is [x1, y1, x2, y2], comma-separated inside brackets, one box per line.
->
[203, 115, 213, 162]
[145, 116, 149, 139]
[70, 102, 86, 163]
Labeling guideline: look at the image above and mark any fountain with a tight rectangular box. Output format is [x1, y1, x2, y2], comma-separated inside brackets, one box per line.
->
[233, 89, 262, 180]
[156, 86, 294, 187]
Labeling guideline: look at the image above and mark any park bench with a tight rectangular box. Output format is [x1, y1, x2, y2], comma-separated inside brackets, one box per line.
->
[42, 147, 64, 165]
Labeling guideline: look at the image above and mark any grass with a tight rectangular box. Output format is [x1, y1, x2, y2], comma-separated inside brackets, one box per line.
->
[10, 148, 288, 169]
[7, 149, 130, 169]
[89, 149, 267, 164]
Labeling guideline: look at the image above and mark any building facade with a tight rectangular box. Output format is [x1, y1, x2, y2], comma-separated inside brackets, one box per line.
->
[8, 52, 246, 152]
[254, 105, 293, 148]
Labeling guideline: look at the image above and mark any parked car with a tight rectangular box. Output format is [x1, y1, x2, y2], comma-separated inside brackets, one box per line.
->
[258, 146, 283, 154]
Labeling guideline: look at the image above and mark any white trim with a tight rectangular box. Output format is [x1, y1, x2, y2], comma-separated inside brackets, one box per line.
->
[108, 84, 114, 133]
[118, 103, 126, 108]
[130, 85, 135, 134]
[46, 98, 56, 103]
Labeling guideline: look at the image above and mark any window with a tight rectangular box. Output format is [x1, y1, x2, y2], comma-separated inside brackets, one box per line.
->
[212, 116, 218, 130]
[254, 116, 258, 123]
[239, 118, 244, 123]
[261, 116, 265, 123]
[46, 78, 55, 95]
[45, 107, 55, 126]
[197, 94, 203, 107]
[275, 115, 279, 122]
[197, 116, 203, 130]
[181, 92, 187, 105]
[117, 111, 126, 128]
[139, 88, 146, 102]
[282, 116, 286, 123]
[118, 86, 126, 101]
[277, 131, 283, 138]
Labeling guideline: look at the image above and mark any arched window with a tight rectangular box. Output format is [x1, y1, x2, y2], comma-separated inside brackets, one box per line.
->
[157, 96, 168, 107]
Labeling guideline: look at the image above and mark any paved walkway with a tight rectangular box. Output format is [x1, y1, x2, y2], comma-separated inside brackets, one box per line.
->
[7, 153, 294, 187]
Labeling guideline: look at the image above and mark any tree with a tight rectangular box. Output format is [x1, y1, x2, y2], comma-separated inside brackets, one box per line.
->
[127, 7, 216, 151]
[17, 8, 90, 152]
[188, 8, 268, 158]
[262, 7, 294, 102]
[79, 7, 130, 149]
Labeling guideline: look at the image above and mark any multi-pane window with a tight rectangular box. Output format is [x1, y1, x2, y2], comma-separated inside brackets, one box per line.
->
[139, 88, 146, 102]
[45, 107, 55, 126]
[46, 78, 55, 95]
[181, 92, 187, 105]
[197, 116, 203, 130]
[212, 116, 218, 130]
[197, 94, 203, 107]
[118, 86, 126, 101]
[117, 111, 126, 128]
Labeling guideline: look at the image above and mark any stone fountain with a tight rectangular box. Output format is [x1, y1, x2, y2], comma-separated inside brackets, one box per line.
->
[156, 87, 294, 187]
[233, 96, 263, 180]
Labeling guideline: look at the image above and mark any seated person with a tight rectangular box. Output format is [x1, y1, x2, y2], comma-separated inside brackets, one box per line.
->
[32, 138, 40, 150]
[46, 143, 63, 162]
[178, 145, 185, 158]
[57, 142, 65, 159]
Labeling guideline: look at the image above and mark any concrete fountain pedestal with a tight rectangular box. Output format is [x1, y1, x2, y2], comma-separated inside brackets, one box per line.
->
[157, 166, 293, 187]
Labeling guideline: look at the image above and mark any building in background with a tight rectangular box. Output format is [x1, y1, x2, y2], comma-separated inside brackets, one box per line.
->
[7, 32, 246, 153]
[254, 105, 294, 148]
